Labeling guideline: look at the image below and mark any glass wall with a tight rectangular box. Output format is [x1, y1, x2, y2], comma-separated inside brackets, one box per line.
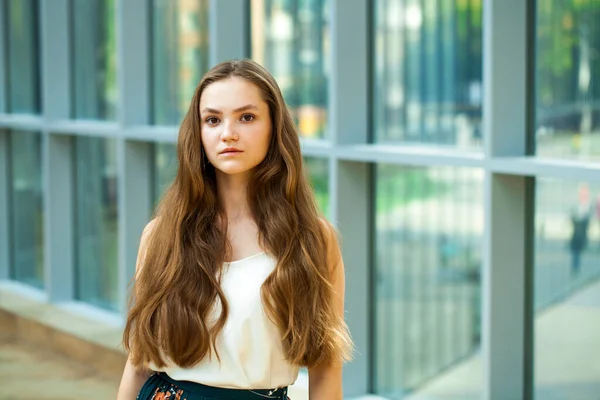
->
[535, 1, 600, 161]
[151, 0, 210, 125]
[73, 136, 118, 311]
[534, 178, 600, 398]
[251, 0, 330, 139]
[6, 0, 40, 114]
[152, 142, 178, 206]
[373, 0, 483, 148]
[304, 157, 329, 217]
[375, 165, 483, 397]
[71, 0, 117, 120]
[8, 131, 44, 288]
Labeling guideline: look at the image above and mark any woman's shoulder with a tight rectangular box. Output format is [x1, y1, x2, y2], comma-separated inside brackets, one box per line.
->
[318, 217, 339, 245]
[136, 218, 160, 276]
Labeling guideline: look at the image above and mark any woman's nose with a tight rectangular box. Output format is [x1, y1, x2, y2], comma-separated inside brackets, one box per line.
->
[220, 120, 238, 141]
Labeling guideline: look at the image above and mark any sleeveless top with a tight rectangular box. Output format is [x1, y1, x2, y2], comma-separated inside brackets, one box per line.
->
[149, 252, 300, 389]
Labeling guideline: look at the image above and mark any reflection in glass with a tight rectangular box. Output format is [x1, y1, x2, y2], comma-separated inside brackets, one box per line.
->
[74, 137, 118, 310]
[535, 1, 600, 161]
[535, 179, 600, 308]
[304, 157, 329, 217]
[152, 0, 210, 125]
[8, 131, 44, 288]
[71, 0, 117, 120]
[375, 165, 483, 398]
[251, 0, 329, 139]
[534, 179, 600, 399]
[374, 0, 483, 148]
[152, 142, 178, 207]
[6, 0, 40, 114]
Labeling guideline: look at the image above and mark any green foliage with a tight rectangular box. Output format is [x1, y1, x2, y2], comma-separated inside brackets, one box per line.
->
[376, 167, 448, 214]
[536, 0, 600, 107]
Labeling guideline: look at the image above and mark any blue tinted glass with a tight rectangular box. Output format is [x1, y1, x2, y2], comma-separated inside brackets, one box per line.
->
[251, 0, 330, 139]
[6, 0, 40, 113]
[153, 142, 178, 207]
[375, 164, 483, 398]
[304, 157, 329, 217]
[71, 0, 117, 120]
[9, 130, 44, 288]
[374, 0, 483, 148]
[534, 178, 600, 399]
[535, 1, 600, 161]
[152, 0, 210, 125]
[74, 136, 118, 310]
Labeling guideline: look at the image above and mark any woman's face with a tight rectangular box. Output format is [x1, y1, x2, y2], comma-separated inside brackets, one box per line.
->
[199, 76, 272, 179]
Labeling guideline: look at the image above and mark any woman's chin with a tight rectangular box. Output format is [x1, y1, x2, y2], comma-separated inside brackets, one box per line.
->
[214, 165, 254, 177]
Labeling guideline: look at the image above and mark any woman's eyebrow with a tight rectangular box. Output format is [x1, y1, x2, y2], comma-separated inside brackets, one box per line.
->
[201, 107, 221, 115]
[200, 105, 258, 115]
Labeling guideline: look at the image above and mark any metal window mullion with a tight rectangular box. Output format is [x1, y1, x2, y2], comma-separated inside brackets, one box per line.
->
[117, 139, 152, 315]
[115, 0, 152, 315]
[328, 0, 371, 396]
[482, 1, 532, 399]
[0, 0, 6, 113]
[39, 0, 73, 301]
[209, 0, 248, 66]
[115, 0, 150, 126]
[328, 0, 369, 146]
[330, 158, 372, 397]
[40, 0, 70, 121]
[0, 130, 9, 280]
[44, 133, 75, 302]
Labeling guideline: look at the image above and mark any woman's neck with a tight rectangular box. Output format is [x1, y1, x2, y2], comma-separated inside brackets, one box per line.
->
[215, 171, 252, 222]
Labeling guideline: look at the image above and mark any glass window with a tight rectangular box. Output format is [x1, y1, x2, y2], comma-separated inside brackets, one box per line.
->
[71, 0, 117, 120]
[152, 142, 178, 207]
[8, 130, 44, 288]
[375, 165, 483, 398]
[535, 1, 600, 161]
[373, 0, 483, 148]
[151, 0, 210, 125]
[304, 157, 329, 217]
[251, 0, 330, 139]
[534, 179, 600, 399]
[73, 136, 118, 311]
[6, 0, 40, 114]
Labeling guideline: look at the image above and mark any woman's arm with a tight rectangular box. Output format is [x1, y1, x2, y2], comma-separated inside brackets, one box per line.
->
[308, 220, 347, 400]
[116, 358, 152, 400]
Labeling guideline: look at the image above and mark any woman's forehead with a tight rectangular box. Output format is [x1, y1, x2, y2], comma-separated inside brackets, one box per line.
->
[199, 77, 267, 112]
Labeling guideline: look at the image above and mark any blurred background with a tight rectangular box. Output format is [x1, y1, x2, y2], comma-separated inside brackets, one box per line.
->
[0, 0, 599, 399]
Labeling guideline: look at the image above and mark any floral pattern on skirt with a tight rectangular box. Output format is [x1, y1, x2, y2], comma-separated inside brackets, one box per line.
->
[151, 384, 186, 400]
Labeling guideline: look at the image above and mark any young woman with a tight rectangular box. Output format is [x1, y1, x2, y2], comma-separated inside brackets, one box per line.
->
[117, 59, 353, 400]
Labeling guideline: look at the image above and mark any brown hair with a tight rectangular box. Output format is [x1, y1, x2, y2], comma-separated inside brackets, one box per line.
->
[123, 59, 352, 369]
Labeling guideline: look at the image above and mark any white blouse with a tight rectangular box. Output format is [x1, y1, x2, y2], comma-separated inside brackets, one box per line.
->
[150, 252, 299, 389]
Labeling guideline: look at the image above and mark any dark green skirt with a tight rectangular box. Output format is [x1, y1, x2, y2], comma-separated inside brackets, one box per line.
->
[137, 372, 290, 400]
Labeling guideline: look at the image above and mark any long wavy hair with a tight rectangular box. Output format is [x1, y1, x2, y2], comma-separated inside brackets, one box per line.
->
[123, 59, 352, 369]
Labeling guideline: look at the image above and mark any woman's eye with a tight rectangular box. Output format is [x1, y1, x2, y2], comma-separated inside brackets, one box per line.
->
[240, 114, 255, 122]
[206, 117, 219, 125]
